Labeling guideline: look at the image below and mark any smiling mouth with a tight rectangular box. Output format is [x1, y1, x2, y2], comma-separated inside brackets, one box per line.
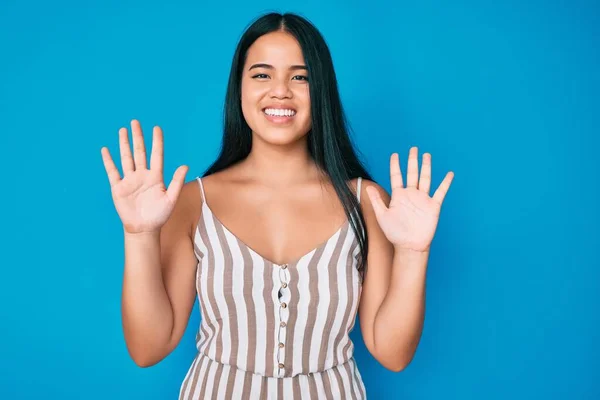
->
[262, 108, 297, 124]
[263, 108, 297, 117]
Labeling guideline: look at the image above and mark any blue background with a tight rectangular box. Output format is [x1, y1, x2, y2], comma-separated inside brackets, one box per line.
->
[1, 0, 598, 399]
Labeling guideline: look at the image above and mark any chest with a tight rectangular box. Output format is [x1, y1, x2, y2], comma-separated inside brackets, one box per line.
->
[201, 188, 350, 266]
[194, 216, 362, 326]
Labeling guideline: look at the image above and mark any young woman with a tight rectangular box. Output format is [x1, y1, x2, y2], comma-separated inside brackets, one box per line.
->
[101, 12, 454, 400]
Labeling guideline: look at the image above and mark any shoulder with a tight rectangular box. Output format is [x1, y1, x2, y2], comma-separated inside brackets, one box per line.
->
[179, 177, 202, 207]
[177, 171, 232, 234]
[179, 170, 226, 204]
[349, 177, 390, 207]
[172, 177, 205, 237]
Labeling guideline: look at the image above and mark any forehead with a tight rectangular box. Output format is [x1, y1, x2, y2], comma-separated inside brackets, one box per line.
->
[245, 31, 305, 66]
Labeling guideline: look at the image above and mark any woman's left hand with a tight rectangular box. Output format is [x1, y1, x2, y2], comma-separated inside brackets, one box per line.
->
[366, 147, 454, 253]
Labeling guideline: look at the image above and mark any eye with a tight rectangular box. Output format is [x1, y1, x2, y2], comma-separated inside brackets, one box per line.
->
[292, 75, 309, 82]
[252, 73, 269, 79]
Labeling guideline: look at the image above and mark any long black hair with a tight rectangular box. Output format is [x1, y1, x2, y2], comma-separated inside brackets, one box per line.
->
[202, 12, 374, 281]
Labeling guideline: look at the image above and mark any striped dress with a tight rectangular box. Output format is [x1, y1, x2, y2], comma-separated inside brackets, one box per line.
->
[179, 177, 367, 399]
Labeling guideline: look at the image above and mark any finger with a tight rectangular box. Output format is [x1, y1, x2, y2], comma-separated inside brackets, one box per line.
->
[432, 171, 455, 205]
[406, 146, 419, 188]
[150, 126, 164, 173]
[419, 153, 432, 195]
[131, 119, 148, 170]
[390, 152, 404, 190]
[101, 147, 121, 186]
[119, 127, 134, 175]
[366, 186, 388, 219]
[166, 165, 189, 204]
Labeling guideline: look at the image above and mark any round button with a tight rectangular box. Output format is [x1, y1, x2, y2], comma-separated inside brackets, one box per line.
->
[280, 321, 287, 327]
[278, 342, 284, 348]
[282, 283, 288, 288]
[281, 264, 288, 269]
[278, 363, 285, 369]
[281, 302, 287, 309]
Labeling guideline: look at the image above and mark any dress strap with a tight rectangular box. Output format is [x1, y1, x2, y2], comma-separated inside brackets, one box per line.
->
[357, 177, 362, 204]
[196, 177, 206, 204]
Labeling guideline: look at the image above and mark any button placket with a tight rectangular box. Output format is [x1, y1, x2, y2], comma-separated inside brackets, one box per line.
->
[276, 263, 290, 377]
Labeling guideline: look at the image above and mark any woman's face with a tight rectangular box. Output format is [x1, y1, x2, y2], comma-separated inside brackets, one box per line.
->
[241, 31, 312, 145]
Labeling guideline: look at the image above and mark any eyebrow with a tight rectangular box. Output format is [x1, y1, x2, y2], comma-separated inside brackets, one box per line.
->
[248, 63, 307, 71]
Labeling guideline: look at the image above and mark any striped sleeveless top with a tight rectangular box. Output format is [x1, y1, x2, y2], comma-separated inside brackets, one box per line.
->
[179, 177, 367, 399]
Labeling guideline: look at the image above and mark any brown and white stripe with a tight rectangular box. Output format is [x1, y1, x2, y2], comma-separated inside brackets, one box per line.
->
[179, 177, 367, 399]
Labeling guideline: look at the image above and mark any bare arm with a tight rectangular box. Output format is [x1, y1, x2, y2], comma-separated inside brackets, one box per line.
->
[359, 150, 453, 371]
[121, 182, 199, 367]
[101, 119, 199, 368]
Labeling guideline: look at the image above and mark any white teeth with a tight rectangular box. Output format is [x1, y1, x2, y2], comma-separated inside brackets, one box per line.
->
[264, 108, 296, 117]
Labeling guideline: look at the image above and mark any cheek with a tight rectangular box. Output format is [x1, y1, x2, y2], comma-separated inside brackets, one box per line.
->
[297, 90, 312, 127]
[241, 81, 264, 113]
[240, 84, 260, 123]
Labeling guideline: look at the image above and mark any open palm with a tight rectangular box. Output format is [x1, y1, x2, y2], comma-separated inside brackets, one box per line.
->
[100, 120, 188, 234]
[366, 147, 454, 253]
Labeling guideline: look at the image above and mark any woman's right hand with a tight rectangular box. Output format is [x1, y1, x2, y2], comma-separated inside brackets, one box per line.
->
[101, 120, 188, 235]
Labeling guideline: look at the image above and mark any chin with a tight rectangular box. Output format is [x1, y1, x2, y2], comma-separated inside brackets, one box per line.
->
[253, 126, 310, 145]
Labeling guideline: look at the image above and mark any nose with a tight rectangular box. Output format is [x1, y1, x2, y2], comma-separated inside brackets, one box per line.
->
[269, 78, 293, 99]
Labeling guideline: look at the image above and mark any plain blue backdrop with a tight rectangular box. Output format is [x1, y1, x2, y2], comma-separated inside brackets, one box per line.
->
[1, 0, 598, 399]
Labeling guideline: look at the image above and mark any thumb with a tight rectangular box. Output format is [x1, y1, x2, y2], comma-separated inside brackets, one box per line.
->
[366, 186, 388, 219]
[166, 165, 189, 203]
